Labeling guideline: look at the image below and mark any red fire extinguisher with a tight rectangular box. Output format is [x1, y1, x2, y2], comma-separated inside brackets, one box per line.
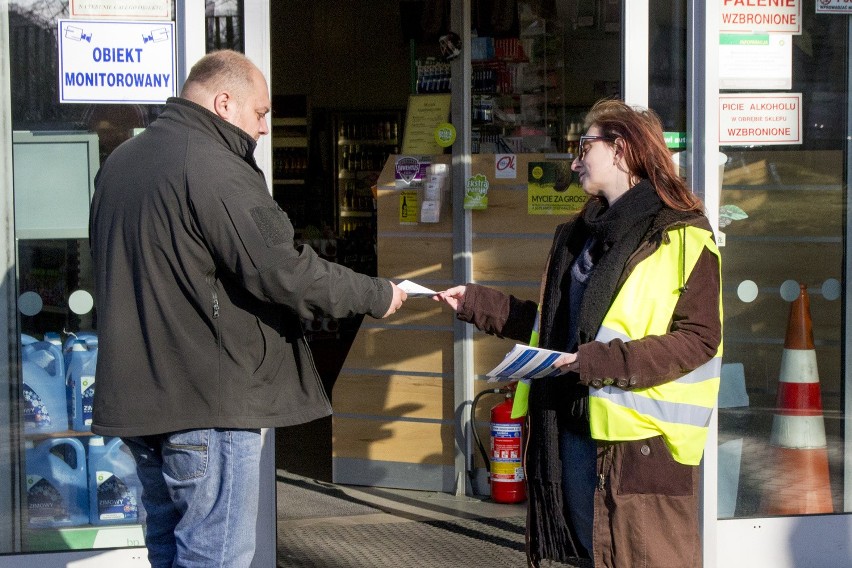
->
[489, 388, 526, 504]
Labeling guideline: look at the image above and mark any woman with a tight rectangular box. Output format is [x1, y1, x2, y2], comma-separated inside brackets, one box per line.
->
[435, 99, 722, 568]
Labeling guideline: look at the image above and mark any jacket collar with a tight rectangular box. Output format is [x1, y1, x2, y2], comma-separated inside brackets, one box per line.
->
[161, 97, 259, 169]
[645, 208, 711, 245]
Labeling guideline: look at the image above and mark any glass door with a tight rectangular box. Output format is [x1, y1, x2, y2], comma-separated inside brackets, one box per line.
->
[713, 5, 852, 566]
[646, 2, 852, 567]
[4, 2, 167, 561]
[0, 1, 273, 566]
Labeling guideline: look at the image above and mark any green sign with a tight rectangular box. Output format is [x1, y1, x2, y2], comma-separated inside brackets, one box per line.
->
[663, 131, 687, 150]
[720, 33, 769, 46]
[463, 174, 489, 210]
[434, 122, 456, 147]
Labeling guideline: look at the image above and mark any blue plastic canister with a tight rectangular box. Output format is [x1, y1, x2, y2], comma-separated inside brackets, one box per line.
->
[88, 436, 145, 526]
[66, 339, 97, 432]
[22, 340, 68, 434]
[43, 331, 62, 346]
[25, 437, 88, 527]
[63, 332, 99, 359]
[21, 333, 38, 346]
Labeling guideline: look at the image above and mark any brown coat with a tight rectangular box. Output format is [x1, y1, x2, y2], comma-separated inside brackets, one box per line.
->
[458, 213, 721, 568]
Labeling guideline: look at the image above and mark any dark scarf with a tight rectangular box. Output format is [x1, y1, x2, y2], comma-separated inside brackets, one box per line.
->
[526, 180, 664, 566]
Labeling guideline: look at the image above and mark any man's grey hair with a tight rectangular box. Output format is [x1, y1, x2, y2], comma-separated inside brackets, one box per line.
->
[180, 49, 258, 102]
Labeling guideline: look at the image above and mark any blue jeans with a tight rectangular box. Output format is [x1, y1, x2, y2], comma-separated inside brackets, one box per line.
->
[559, 429, 597, 554]
[123, 429, 262, 568]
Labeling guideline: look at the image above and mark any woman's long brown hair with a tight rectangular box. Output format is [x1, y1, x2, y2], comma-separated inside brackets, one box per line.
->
[584, 98, 704, 213]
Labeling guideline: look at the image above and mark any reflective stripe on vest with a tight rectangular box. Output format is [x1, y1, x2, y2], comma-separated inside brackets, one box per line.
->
[589, 225, 722, 465]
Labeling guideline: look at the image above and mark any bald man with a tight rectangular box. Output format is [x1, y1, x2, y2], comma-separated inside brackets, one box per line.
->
[89, 50, 406, 568]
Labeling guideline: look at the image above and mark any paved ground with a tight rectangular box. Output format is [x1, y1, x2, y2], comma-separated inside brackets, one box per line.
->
[272, 405, 846, 567]
[275, 470, 588, 568]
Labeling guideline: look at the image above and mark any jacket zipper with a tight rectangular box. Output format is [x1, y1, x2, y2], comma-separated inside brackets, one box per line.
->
[299, 328, 332, 408]
[206, 271, 220, 319]
[598, 444, 613, 491]
[206, 271, 223, 413]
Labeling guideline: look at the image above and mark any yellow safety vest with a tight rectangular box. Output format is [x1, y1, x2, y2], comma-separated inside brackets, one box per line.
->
[589, 225, 722, 465]
[513, 225, 722, 466]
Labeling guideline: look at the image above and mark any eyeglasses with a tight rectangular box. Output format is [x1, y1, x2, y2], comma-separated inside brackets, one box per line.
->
[577, 135, 615, 161]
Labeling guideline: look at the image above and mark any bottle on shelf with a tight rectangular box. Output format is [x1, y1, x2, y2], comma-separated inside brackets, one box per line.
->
[22, 339, 67, 435]
[66, 338, 97, 433]
[25, 437, 88, 528]
[565, 122, 581, 157]
[87, 436, 146, 526]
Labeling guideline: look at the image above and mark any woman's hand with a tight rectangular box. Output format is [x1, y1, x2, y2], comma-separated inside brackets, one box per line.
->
[551, 351, 579, 375]
[433, 285, 467, 311]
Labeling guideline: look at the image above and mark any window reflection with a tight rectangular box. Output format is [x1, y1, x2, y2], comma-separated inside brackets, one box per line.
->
[206, 0, 243, 52]
[17, 240, 95, 344]
[649, 0, 686, 133]
[10, 1, 79, 129]
[716, 11, 848, 519]
[649, 0, 850, 521]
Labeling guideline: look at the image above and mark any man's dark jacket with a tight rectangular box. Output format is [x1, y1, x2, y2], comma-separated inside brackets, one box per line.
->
[89, 98, 392, 437]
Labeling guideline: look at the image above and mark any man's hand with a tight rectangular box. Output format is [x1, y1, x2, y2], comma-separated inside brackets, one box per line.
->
[382, 281, 407, 317]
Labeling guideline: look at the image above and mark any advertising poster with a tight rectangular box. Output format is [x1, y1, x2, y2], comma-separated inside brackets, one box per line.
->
[394, 155, 430, 189]
[463, 174, 489, 210]
[399, 190, 418, 224]
[495, 154, 517, 179]
[816, 0, 852, 12]
[527, 162, 587, 215]
[401, 94, 452, 155]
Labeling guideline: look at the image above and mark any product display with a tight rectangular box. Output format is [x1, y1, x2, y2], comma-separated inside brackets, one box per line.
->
[416, 27, 566, 154]
[271, 95, 310, 232]
[333, 110, 403, 277]
[21, 331, 145, 549]
[66, 338, 96, 433]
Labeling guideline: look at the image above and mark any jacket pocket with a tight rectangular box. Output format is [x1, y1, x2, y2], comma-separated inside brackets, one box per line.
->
[251, 315, 271, 374]
[616, 436, 693, 496]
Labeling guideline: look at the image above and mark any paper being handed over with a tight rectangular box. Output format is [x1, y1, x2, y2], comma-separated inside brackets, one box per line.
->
[397, 280, 437, 298]
[486, 344, 567, 382]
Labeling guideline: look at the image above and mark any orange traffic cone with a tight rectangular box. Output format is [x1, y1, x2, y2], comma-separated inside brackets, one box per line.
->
[761, 283, 833, 515]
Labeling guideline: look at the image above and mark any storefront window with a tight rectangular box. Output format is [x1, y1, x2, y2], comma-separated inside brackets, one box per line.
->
[7, 0, 169, 554]
[717, 9, 848, 519]
[411, 0, 621, 154]
[650, 1, 849, 523]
